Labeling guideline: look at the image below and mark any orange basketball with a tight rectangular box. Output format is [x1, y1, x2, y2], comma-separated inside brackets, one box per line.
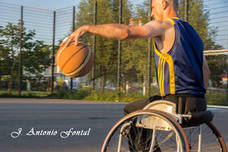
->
[56, 42, 94, 78]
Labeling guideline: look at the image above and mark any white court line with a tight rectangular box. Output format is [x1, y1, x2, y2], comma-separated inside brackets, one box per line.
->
[207, 105, 228, 109]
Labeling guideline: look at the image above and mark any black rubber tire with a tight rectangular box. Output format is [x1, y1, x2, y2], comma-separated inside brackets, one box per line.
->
[207, 122, 227, 152]
[101, 109, 189, 152]
[183, 121, 227, 152]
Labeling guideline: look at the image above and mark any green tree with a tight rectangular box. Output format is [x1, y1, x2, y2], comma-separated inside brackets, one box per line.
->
[178, 0, 222, 50]
[121, 1, 156, 91]
[0, 22, 51, 93]
[76, 0, 132, 92]
[206, 55, 226, 87]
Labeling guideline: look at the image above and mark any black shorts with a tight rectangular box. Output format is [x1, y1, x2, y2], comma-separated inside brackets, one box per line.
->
[123, 94, 207, 115]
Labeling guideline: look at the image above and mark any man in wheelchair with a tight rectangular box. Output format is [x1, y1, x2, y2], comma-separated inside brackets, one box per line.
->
[123, 0, 210, 128]
[122, 0, 210, 151]
[66, 0, 226, 150]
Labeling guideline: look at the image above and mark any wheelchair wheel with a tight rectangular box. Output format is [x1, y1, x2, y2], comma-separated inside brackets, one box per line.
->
[101, 109, 189, 152]
[184, 122, 227, 152]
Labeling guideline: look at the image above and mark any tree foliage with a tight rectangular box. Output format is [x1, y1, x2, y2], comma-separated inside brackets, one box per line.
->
[76, 0, 133, 90]
[178, 0, 223, 50]
[123, 1, 156, 84]
[0, 22, 51, 91]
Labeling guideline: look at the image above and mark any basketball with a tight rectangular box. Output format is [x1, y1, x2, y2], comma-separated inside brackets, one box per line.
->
[56, 41, 94, 78]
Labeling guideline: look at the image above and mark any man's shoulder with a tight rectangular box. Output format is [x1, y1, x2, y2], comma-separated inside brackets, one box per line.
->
[143, 20, 173, 31]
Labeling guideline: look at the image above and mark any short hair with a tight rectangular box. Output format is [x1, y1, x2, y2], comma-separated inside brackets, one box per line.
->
[154, 0, 179, 11]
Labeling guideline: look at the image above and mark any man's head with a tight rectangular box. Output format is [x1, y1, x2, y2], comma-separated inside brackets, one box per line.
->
[151, 0, 178, 21]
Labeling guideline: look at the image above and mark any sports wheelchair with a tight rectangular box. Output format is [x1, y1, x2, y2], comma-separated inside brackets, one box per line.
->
[101, 100, 227, 152]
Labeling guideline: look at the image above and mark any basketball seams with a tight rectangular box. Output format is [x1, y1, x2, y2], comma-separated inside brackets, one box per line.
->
[56, 46, 66, 65]
[74, 52, 94, 77]
[56, 42, 93, 78]
[70, 49, 90, 76]
[65, 47, 92, 77]
[73, 51, 93, 77]
[56, 41, 85, 69]
[60, 45, 88, 71]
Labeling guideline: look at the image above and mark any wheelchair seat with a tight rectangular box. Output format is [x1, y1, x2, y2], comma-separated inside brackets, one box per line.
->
[181, 110, 214, 127]
[143, 100, 214, 128]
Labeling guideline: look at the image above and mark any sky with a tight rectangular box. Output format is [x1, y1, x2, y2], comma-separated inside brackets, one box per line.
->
[204, 0, 228, 49]
[0, 0, 80, 9]
[0, 0, 227, 49]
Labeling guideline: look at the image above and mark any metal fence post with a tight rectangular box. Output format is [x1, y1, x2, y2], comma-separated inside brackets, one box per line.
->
[175, 0, 179, 14]
[70, 6, 76, 90]
[18, 5, 23, 96]
[147, 1, 152, 97]
[92, 0, 97, 90]
[51, 11, 56, 95]
[117, 0, 122, 99]
[184, 0, 189, 21]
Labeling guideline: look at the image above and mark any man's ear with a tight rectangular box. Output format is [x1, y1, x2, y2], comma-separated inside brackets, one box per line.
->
[161, 0, 169, 10]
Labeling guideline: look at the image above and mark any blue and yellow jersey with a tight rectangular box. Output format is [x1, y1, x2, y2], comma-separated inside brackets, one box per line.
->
[154, 17, 205, 96]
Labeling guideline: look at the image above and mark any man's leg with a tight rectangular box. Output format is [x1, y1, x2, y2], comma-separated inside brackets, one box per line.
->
[123, 95, 162, 152]
[124, 95, 162, 114]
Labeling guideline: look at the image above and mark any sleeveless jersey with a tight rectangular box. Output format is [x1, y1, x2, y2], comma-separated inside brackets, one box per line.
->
[154, 17, 205, 96]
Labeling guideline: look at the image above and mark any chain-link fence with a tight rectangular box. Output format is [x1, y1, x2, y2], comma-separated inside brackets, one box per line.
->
[0, 2, 76, 96]
[0, 0, 227, 102]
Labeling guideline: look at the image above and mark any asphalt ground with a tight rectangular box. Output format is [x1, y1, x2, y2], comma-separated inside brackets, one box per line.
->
[0, 98, 227, 152]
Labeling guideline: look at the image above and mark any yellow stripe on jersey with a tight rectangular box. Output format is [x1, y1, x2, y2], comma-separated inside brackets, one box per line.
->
[167, 18, 175, 26]
[164, 54, 175, 94]
[157, 58, 165, 97]
[153, 42, 175, 96]
[172, 17, 180, 20]
[158, 58, 162, 95]
[161, 58, 166, 96]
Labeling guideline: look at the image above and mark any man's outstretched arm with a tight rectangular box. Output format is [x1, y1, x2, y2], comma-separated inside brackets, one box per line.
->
[61, 21, 171, 47]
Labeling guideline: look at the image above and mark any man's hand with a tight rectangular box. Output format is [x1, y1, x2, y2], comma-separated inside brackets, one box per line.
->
[60, 25, 89, 47]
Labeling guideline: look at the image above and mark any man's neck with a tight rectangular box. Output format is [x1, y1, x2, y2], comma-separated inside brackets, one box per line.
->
[163, 7, 178, 20]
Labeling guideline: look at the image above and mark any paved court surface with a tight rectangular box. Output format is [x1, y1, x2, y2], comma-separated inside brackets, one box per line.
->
[0, 98, 227, 152]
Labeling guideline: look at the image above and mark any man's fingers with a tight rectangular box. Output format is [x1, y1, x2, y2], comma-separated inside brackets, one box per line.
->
[60, 41, 66, 47]
[75, 39, 79, 46]
[72, 34, 80, 46]
[63, 36, 69, 42]
[60, 29, 82, 47]
[65, 36, 74, 47]
[60, 36, 69, 47]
